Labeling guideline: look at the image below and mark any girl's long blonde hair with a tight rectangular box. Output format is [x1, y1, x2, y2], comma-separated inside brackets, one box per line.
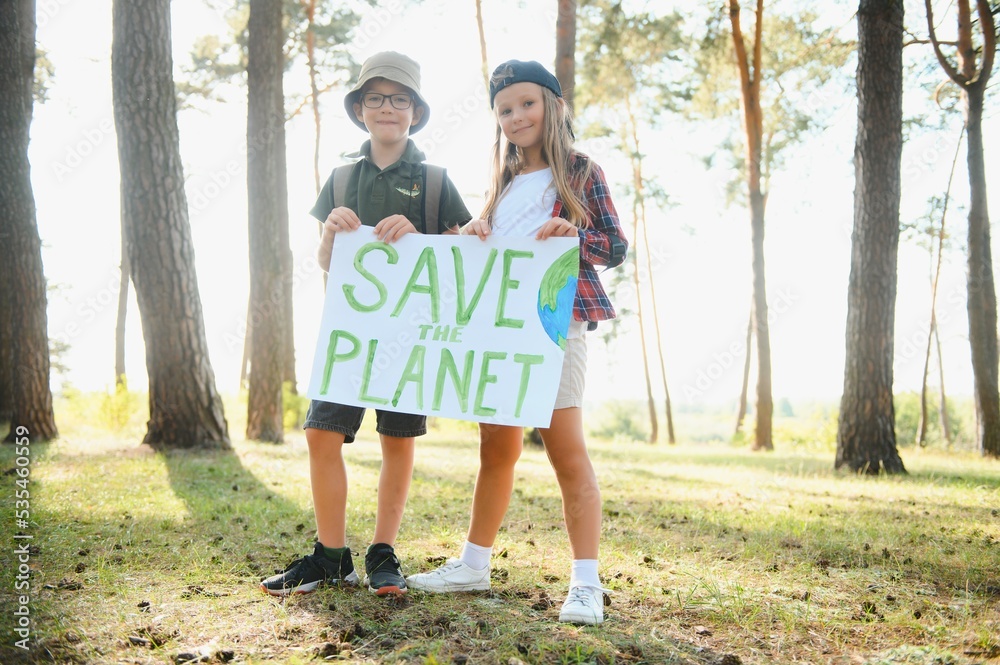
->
[480, 84, 594, 228]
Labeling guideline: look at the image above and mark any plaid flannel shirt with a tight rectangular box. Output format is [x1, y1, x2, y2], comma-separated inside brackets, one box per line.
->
[551, 154, 628, 326]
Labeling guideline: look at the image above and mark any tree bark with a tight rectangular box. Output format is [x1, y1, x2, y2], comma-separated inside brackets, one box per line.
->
[735, 306, 753, 436]
[917, 129, 961, 446]
[475, 0, 490, 92]
[729, 0, 772, 450]
[626, 102, 673, 443]
[623, 110, 657, 443]
[964, 84, 1000, 456]
[112, 0, 229, 449]
[0, 0, 58, 442]
[934, 322, 951, 444]
[555, 0, 576, 111]
[836, 0, 905, 474]
[924, 0, 997, 457]
[115, 227, 129, 386]
[246, 0, 289, 442]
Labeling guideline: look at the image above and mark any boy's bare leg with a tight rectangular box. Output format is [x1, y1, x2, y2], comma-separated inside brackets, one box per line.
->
[538, 408, 600, 560]
[305, 427, 349, 548]
[372, 435, 415, 546]
[467, 424, 523, 547]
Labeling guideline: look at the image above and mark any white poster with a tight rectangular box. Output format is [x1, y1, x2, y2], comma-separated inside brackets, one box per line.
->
[306, 227, 580, 428]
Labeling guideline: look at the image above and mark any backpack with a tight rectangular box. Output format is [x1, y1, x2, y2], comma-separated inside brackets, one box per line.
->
[331, 162, 446, 235]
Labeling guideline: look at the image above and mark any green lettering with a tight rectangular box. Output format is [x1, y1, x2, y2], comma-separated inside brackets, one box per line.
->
[433, 349, 475, 412]
[512, 354, 544, 417]
[474, 351, 507, 417]
[320, 330, 361, 395]
[496, 249, 532, 329]
[359, 339, 389, 405]
[391, 246, 439, 322]
[343, 242, 398, 312]
[392, 345, 427, 408]
[418, 324, 433, 340]
[453, 246, 498, 325]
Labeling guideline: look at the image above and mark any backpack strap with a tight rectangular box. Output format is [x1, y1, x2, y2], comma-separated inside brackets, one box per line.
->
[421, 164, 445, 235]
[332, 163, 354, 209]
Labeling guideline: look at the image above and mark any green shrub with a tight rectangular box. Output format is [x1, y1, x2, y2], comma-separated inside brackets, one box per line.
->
[588, 400, 649, 442]
[282, 381, 310, 431]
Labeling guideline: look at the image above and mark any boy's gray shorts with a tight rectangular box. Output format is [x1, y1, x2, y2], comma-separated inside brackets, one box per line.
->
[303, 400, 426, 443]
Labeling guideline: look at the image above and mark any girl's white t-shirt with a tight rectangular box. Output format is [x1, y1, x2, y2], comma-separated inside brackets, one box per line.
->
[492, 167, 585, 339]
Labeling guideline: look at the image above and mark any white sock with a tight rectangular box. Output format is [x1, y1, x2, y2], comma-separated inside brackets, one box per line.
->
[570, 559, 600, 588]
[459, 540, 492, 571]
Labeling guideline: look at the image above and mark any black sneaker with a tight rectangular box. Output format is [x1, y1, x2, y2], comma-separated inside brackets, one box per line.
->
[260, 542, 359, 596]
[364, 543, 407, 596]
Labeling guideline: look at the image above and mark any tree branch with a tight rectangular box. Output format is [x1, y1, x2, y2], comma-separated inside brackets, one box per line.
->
[974, 0, 996, 87]
[924, 0, 968, 86]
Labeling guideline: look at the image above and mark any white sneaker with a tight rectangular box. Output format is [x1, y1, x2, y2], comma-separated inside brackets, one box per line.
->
[405, 558, 491, 592]
[558, 585, 609, 625]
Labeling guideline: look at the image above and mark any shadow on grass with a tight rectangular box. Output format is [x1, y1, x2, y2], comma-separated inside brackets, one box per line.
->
[156, 444, 320, 574]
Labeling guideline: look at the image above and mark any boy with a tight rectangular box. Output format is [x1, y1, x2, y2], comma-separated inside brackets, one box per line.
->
[260, 51, 471, 597]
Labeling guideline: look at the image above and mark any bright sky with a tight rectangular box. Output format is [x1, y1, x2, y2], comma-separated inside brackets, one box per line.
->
[31, 0, 1000, 410]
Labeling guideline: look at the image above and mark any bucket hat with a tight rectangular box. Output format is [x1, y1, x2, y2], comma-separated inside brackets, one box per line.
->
[344, 51, 429, 133]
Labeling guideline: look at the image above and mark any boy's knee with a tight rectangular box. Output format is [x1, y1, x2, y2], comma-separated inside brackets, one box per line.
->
[306, 428, 347, 455]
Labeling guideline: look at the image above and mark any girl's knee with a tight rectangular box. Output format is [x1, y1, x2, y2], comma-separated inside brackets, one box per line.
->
[480, 441, 522, 468]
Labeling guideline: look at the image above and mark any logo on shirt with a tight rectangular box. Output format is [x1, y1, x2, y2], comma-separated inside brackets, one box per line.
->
[395, 184, 421, 198]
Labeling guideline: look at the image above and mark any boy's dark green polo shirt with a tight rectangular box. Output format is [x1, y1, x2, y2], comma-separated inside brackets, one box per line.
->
[310, 139, 471, 233]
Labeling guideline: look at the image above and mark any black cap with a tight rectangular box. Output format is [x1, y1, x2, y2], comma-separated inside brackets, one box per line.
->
[489, 60, 562, 109]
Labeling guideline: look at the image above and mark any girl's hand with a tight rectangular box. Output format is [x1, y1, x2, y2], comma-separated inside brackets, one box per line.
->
[536, 217, 579, 240]
[374, 214, 418, 243]
[460, 219, 492, 240]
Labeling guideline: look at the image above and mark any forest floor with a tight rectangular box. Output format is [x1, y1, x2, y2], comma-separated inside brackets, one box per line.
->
[1, 417, 998, 665]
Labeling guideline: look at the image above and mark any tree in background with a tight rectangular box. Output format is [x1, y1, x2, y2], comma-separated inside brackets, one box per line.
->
[555, 0, 576, 111]
[836, 0, 907, 474]
[183, 1, 368, 398]
[924, 0, 998, 457]
[906, 136, 963, 447]
[112, 0, 230, 449]
[690, 3, 850, 449]
[0, 0, 58, 441]
[246, 0, 289, 443]
[577, 1, 687, 443]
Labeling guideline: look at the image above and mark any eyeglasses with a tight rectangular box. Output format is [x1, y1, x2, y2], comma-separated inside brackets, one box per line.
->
[361, 92, 413, 110]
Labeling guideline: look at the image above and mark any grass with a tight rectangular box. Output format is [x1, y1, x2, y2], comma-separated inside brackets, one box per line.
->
[1, 407, 998, 665]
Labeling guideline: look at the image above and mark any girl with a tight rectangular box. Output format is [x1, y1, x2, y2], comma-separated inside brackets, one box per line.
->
[406, 60, 627, 625]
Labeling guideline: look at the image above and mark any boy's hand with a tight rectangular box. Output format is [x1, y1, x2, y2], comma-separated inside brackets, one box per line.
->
[374, 215, 418, 243]
[535, 217, 579, 240]
[324, 207, 362, 235]
[459, 219, 491, 241]
[318, 207, 361, 271]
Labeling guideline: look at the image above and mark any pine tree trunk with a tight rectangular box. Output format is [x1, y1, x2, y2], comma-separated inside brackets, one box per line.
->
[0, 0, 58, 442]
[963, 84, 1000, 457]
[935, 323, 951, 444]
[305, 0, 321, 195]
[916, 313, 934, 446]
[555, 0, 576, 111]
[836, 0, 905, 474]
[628, 110, 674, 444]
[729, 0, 772, 451]
[115, 227, 129, 386]
[245, 0, 288, 442]
[475, 0, 490, 91]
[749, 187, 773, 450]
[0, 260, 11, 422]
[734, 307, 753, 436]
[112, 0, 229, 449]
[622, 102, 657, 443]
